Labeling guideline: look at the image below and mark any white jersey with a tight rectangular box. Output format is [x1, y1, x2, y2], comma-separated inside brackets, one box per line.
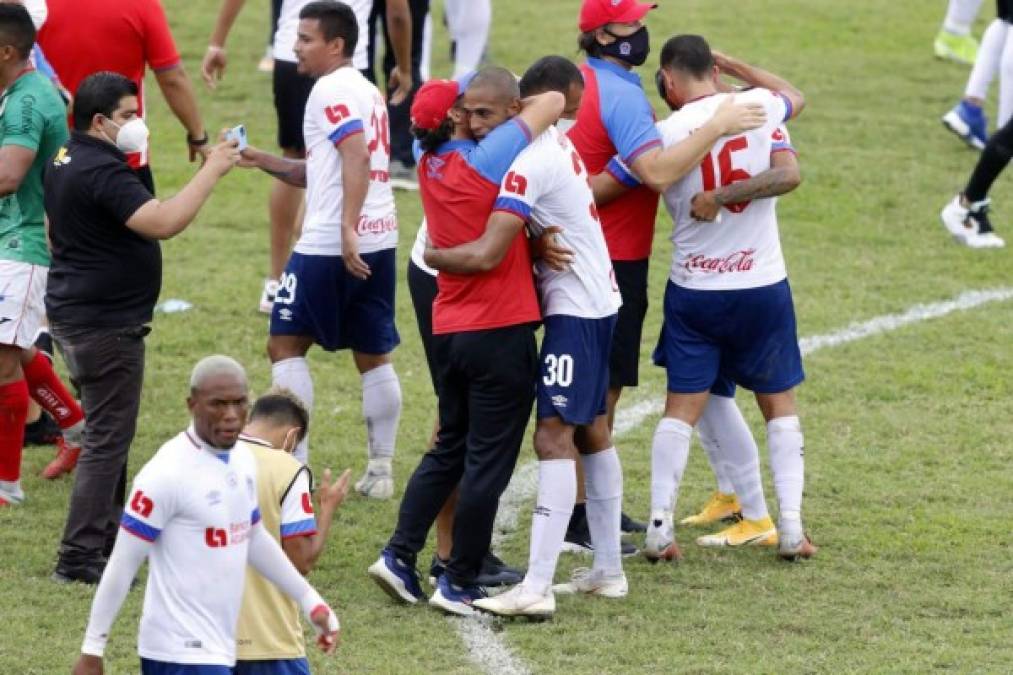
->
[495, 125, 621, 319]
[296, 66, 397, 257]
[274, 0, 370, 69]
[119, 428, 260, 666]
[657, 88, 792, 291]
[410, 219, 437, 276]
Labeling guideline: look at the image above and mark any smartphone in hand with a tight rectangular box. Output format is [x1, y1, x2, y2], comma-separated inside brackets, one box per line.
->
[225, 124, 248, 151]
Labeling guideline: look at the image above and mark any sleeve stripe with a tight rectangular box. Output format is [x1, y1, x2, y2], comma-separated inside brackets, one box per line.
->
[513, 118, 533, 142]
[280, 518, 318, 539]
[779, 93, 793, 122]
[121, 514, 160, 542]
[623, 139, 662, 166]
[771, 146, 797, 155]
[328, 120, 365, 145]
[492, 196, 531, 220]
[251, 508, 262, 526]
[606, 159, 640, 187]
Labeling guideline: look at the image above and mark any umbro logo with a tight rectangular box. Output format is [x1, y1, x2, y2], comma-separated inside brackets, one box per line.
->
[551, 394, 568, 408]
[0, 317, 11, 326]
[279, 308, 293, 321]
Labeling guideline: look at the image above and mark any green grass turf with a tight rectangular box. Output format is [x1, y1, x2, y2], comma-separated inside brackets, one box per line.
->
[2, 0, 1012, 672]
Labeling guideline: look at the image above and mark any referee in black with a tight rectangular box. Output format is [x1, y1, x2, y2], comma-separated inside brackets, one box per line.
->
[44, 72, 240, 584]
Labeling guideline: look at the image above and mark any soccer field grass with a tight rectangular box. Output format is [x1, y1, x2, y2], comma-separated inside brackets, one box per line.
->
[3, 0, 1013, 672]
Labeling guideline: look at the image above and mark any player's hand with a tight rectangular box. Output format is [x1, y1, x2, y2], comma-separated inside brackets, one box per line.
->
[317, 468, 352, 513]
[72, 654, 103, 675]
[690, 191, 721, 221]
[711, 50, 735, 74]
[309, 604, 341, 654]
[202, 46, 227, 90]
[189, 141, 212, 164]
[204, 138, 241, 177]
[712, 96, 766, 136]
[342, 229, 371, 279]
[238, 145, 262, 169]
[388, 66, 414, 106]
[534, 226, 574, 271]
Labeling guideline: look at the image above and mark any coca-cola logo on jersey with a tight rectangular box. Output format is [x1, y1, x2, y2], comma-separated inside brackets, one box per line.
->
[356, 214, 398, 236]
[683, 249, 756, 274]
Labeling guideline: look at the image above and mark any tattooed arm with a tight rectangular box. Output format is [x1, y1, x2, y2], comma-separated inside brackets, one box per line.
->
[240, 146, 307, 187]
[690, 149, 801, 221]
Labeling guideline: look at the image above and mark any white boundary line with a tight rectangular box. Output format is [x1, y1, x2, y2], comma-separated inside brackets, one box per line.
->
[452, 286, 1013, 674]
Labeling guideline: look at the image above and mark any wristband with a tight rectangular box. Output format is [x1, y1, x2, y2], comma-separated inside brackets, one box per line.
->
[206, 45, 224, 53]
[187, 132, 209, 147]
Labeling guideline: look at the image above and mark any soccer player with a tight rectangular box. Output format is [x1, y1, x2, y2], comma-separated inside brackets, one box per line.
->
[941, 2, 1012, 151]
[241, 1, 404, 498]
[444, 0, 491, 78]
[71, 356, 339, 675]
[940, 115, 1013, 248]
[202, 0, 411, 312]
[234, 390, 351, 675]
[422, 56, 624, 618]
[368, 70, 564, 616]
[615, 35, 814, 562]
[0, 3, 86, 506]
[935, 0, 985, 64]
[566, 0, 766, 544]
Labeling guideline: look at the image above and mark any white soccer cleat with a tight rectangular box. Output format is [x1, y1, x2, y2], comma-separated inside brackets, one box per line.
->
[472, 584, 556, 619]
[259, 278, 279, 314]
[941, 196, 1006, 248]
[552, 567, 628, 598]
[643, 511, 682, 563]
[0, 480, 25, 506]
[777, 516, 817, 561]
[355, 459, 394, 499]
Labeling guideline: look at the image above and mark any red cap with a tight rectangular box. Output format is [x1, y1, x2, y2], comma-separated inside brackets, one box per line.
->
[411, 79, 461, 131]
[578, 0, 657, 33]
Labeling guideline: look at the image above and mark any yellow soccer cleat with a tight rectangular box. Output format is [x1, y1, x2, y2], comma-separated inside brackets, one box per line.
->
[934, 30, 979, 65]
[679, 491, 742, 526]
[695, 516, 778, 548]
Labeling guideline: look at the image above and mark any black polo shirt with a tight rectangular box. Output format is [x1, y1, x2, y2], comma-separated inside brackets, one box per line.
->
[44, 132, 160, 328]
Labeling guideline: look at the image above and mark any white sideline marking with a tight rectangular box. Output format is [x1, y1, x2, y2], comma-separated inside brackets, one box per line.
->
[453, 286, 1013, 674]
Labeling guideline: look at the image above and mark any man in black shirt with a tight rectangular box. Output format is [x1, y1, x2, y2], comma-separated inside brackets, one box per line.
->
[44, 71, 240, 584]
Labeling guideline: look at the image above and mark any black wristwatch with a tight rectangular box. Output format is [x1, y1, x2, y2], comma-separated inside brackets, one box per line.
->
[187, 132, 209, 147]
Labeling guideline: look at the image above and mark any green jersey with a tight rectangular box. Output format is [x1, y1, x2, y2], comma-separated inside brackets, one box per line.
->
[0, 69, 69, 266]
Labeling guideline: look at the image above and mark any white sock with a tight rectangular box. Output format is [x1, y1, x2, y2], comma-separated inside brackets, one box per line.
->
[361, 364, 401, 461]
[943, 0, 984, 36]
[699, 396, 769, 521]
[966, 19, 1007, 100]
[582, 447, 623, 576]
[697, 397, 737, 494]
[522, 459, 576, 594]
[446, 0, 491, 78]
[272, 357, 313, 464]
[650, 417, 693, 514]
[998, 29, 1013, 127]
[767, 416, 804, 521]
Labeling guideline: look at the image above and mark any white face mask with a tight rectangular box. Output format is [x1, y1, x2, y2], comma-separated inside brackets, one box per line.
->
[104, 117, 149, 154]
[556, 118, 577, 134]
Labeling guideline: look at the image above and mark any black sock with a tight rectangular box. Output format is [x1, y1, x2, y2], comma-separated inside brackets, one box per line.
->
[965, 117, 1013, 203]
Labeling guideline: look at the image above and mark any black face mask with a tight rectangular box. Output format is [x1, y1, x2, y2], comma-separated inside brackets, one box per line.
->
[602, 26, 650, 67]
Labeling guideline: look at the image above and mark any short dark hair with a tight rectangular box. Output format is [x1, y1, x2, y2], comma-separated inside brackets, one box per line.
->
[0, 3, 35, 60]
[250, 389, 310, 442]
[659, 34, 714, 78]
[299, 0, 358, 57]
[467, 66, 520, 101]
[520, 56, 583, 98]
[577, 31, 602, 58]
[72, 72, 139, 131]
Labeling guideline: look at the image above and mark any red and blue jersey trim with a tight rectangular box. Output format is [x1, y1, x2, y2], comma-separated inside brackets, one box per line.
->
[492, 196, 531, 220]
[606, 157, 641, 187]
[121, 513, 160, 542]
[623, 138, 662, 166]
[280, 518, 318, 540]
[251, 508, 262, 526]
[328, 120, 364, 146]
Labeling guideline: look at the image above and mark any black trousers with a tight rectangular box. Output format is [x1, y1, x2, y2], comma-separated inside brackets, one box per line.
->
[366, 0, 430, 166]
[52, 324, 147, 568]
[406, 260, 438, 390]
[388, 323, 537, 585]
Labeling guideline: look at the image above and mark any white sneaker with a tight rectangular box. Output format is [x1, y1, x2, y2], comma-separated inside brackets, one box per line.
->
[355, 459, 394, 499]
[777, 516, 817, 561]
[941, 196, 1006, 248]
[0, 480, 25, 506]
[473, 584, 555, 618]
[552, 567, 628, 598]
[259, 278, 279, 314]
[643, 511, 682, 563]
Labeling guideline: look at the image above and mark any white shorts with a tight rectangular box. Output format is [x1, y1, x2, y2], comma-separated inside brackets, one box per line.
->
[0, 260, 47, 349]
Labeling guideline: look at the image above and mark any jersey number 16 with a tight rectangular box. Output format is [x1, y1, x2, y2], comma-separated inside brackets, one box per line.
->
[700, 135, 752, 213]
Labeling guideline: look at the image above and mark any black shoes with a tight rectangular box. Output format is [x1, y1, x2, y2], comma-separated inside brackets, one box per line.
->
[621, 511, 647, 534]
[562, 511, 639, 557]
[428, 551, 525, 588]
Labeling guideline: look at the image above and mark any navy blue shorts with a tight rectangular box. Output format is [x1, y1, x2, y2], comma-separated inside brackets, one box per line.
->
[140, 659, 230, 675]
[233, 658, 311, 675]
[653, 279, 804, 394]
[270, 249, 400, 354]
[536, 314, 617, 426]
